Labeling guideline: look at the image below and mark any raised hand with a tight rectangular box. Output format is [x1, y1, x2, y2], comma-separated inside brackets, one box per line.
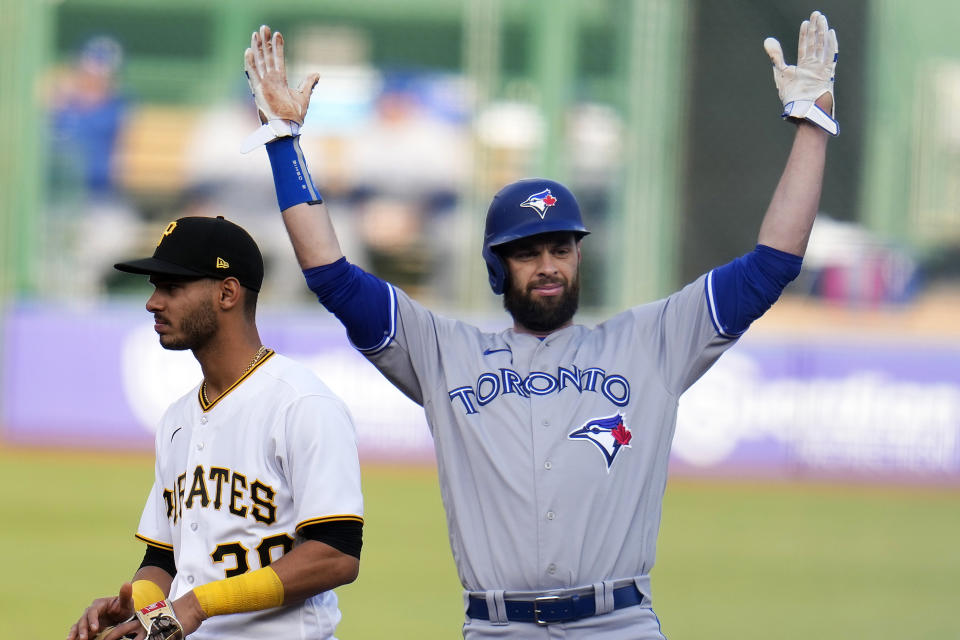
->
[763, 10, 839, 135]
[241, 25, 320, 152]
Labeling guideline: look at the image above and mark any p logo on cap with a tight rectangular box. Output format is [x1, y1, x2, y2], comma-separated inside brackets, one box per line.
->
[158, 221, 177, 246]
[116, 216, 265, 292]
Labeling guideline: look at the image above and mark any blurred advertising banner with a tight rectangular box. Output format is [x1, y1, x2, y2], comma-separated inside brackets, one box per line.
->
[0, 303, 433, 462]
[3, 304, 959, 482]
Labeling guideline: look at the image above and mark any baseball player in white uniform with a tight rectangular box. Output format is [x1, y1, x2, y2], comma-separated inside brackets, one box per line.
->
[67, 216, 363, 640]
[242, 10, 837, 638]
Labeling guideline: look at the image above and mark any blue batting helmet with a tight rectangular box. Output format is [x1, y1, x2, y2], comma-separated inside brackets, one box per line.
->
[482, 178, 590, 294]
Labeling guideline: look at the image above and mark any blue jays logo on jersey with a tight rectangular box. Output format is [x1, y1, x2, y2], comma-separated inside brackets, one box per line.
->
[520, 189, 558, 219]
[568, 413, 632, 471]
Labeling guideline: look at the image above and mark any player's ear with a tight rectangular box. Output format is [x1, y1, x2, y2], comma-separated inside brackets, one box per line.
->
[217, 277, 243, 311]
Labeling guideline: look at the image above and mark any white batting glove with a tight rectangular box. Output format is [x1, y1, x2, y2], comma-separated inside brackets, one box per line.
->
[763, 10, 839, 136]
[241, 24, 320, 153]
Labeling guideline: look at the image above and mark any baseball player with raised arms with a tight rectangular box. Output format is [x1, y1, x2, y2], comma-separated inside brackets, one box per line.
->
[67, 216, 363, 640]
[242, 10, 837, 638]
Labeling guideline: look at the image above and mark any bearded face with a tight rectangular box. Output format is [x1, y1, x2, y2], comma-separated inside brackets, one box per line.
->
[148, 278, 220, 352]
[503, 268, 580, 333]
[160, 295, 219, 351]
[499, 232, 581, 334]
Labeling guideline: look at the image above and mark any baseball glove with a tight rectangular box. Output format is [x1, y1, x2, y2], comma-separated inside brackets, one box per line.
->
[91, 621, 138, 640]
[88, 599, 181, 640]
[91, 626, 129, 640]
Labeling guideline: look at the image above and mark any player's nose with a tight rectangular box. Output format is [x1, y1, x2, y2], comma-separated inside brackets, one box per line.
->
[145, 289, 164, 312]
[535, 250, 560, 275]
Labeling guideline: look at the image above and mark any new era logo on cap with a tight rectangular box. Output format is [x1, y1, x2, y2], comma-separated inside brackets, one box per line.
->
[114, 216, 264, 291]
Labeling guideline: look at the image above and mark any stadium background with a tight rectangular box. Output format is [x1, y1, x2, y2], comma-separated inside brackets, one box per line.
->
[1, 0, 959, 637]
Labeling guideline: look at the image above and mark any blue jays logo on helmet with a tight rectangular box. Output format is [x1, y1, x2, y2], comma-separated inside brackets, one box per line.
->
[482, 178, 590, 295]
[568, 413, 632, 471]
[520, 189, 558, 219]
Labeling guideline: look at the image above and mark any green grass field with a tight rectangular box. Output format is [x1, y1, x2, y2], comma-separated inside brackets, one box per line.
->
[2, 446, 958, 639]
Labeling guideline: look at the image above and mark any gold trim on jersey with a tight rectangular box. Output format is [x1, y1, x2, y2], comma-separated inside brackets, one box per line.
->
[197, 349, 275, 412]
[135, 533, 174, 551]
[296, 514, 365, 530]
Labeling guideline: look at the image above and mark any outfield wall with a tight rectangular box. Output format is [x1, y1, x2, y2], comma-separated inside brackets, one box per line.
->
[3, 303, 959, 482]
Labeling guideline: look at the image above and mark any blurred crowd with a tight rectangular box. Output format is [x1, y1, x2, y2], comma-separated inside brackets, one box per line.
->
[40, 33, 631, 307]
[41, 33, 935, 310]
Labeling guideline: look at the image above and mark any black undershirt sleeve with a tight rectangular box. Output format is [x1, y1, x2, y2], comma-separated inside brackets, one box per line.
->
[300, 520, 363, 559]
[138, 521, 362, 575]
[139, 544, 177, 578]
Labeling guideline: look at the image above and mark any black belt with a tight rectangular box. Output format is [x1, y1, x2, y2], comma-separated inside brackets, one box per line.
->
[466, 584, 642, 625]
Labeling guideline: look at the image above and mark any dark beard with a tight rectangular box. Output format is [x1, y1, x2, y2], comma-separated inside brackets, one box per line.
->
[503, 272, 580, 333]
[159, 298, 218, 351]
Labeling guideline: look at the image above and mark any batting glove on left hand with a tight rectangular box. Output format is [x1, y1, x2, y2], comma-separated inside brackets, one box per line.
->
[241, 24, 319, 153]
[764, 10, 839, 136]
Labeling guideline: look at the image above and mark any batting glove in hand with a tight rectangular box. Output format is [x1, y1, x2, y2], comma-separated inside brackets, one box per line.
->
[763, 10, 839, 136]
[135, 600, 184, 640]
[241, 24, 320, 153]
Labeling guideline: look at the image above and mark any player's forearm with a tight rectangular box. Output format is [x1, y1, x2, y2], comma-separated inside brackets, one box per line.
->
[263, 135, 345, 269]
[755, 120, 828, 256]
[757, 11, 837, 257]
[132, 566, 173, 599]
[281, 201, 344, 269]
[186, 540, 357, 622]
[270, 539, 360, 602]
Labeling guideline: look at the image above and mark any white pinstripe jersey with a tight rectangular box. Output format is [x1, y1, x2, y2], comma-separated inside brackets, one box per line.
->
[136, 351, 363, 640]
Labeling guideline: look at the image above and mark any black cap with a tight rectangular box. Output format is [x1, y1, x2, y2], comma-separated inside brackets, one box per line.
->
[114, 216, 264, 292]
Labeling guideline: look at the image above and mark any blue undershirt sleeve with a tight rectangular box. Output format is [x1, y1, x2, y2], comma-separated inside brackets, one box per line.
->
[303, 257, 396, 353]
[706, 244, 803, 338]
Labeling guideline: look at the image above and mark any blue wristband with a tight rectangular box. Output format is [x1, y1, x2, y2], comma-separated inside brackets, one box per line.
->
[265, 135, 323, 211]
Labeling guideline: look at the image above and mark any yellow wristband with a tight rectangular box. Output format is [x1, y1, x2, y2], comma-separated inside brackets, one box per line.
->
[131, 580, 166, 610]
[192, 567, 285, 617]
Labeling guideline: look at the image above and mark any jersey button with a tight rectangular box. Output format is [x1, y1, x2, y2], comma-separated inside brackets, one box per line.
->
[546, 511, 555, 520]
[541, 419, 550, 427]
[547, 564, 557, 575]
[187, 575, 195, 584]
[544, 461, 552, 470]
[196, 442, 204, 451]
[200, 416, 208, 425]
[190, 522, 198, 531]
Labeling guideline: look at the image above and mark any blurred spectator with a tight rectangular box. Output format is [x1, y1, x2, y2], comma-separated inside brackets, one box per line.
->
[46, 35, 140, 299]
[794, 215, 920, 306]
[49, 35, 128, 198]
[342, 72, 469, 297]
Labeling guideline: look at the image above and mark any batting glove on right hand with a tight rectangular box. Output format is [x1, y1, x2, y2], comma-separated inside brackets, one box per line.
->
[240, 24, 320, 153]
[763, 10, 839, 136]
[135, 599, 183, 640]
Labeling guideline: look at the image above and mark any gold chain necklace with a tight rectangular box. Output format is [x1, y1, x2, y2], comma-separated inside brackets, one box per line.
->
[200, 345, 268, 405]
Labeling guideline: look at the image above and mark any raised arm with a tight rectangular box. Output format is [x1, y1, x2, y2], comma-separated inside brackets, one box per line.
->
[756, 100, 830, 255]
[705, 11, 839, 339]
[242, 25, 343, 269]
[756, 10, 838, 256]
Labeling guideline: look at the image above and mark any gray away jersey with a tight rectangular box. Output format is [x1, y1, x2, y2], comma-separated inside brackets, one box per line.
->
[363, 273, 735, 600]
